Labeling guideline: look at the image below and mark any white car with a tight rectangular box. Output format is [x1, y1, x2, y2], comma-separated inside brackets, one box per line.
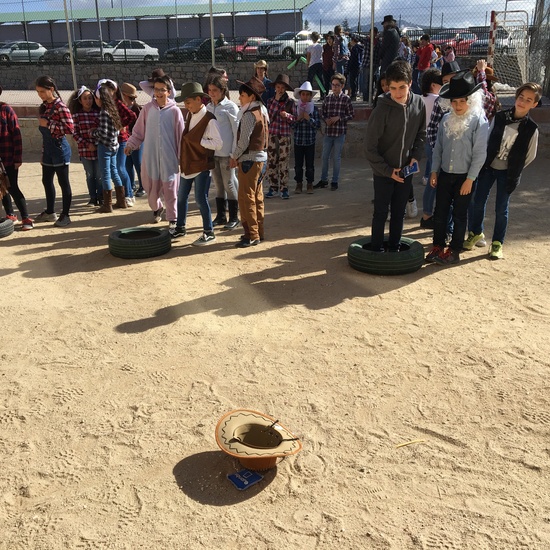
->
[257, 31, 313, 60]
[87, 39, 159, 62]
[0, 41, 47, 63]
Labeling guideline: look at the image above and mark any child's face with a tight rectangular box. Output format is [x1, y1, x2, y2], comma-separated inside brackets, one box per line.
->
[184, 95, 203, 113]
[208, 84, 224, 104]
[153, 83, 169, 106]
[122, 93, 134, 106]
[36, 86, 55, 102]
[255, 67, 266, 79]
[300, 91, 313, 102]
[239, 90, 255, 106]
[515, 89, 538, 118]
[275, 83, 287, 96]
[79, 91, 94, 111]
[451, 97, 469, 116]
[388, 80, 410, 103]
[380, 79, 389, 93]
[331, 79, 344, 94]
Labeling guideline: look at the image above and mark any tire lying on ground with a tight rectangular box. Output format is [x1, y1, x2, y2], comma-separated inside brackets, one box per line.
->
[0, 218, 15, 238]
[108, 227, 171, 259]
[348, 236, 424, 275]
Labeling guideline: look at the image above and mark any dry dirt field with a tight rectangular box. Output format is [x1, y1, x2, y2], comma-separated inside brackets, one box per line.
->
[1, 153, 549, 549]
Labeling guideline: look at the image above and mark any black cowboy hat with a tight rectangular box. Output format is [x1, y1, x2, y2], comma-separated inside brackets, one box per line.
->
[439, 70, 483, 99]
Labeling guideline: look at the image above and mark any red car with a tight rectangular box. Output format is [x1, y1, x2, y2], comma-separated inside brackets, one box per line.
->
[215, 37, 269, 61]
[431, 31, 478, 57]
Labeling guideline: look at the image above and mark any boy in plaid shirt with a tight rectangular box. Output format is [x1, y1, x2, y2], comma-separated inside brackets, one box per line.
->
[315, 72, 354, 191]
[290, 81, 320, 194]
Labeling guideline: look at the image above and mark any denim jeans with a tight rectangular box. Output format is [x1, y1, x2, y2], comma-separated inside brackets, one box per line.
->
[470, 166, 510, 244]
[177, 171, 212, 231]
[321, 134, 345, 183]
[371, 174, 413, 251]
[422, 143, 436, 216]
[116, 141, 133, 198]
[81, 157, 102, 202]
[125, 146, 143, 191]
[97, 144, 122, 191]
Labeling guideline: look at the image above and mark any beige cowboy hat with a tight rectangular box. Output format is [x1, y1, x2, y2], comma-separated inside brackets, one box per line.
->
[294, 80, 317, 100]
[215, 409, 302, 471]
[120, 82, 138, 99]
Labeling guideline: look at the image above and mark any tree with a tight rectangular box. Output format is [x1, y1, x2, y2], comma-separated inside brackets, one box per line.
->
[342, 19, 351, 32]
[304, 19, 310, 30]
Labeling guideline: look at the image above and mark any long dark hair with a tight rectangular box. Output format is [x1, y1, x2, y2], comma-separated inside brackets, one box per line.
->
[68, 87, 99, 114]
[36, 75, 61, 114]
[97, 86, 123, 130]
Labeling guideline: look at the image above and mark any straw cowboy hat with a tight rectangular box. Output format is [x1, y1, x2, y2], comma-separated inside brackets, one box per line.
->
[269, 73, 293, 91]
[175, 81, 209, 102]
[120, 82, 137, 99]
[215, 409, 302, 471]
[254, 59, 268, 69]
[294, 81, 317, 100]
[439, 69, 483, 99]
[236, 76, 266, 102]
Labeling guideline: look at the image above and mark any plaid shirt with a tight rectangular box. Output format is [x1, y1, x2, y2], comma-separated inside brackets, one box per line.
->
[92, 110, 120, 151]
[0, 102, 23, 166]
[267, 93, 294, 137]
[291, 103, 320, 146]
[427, 97, 447, 149]
[321, 92, 354, 137]
[475, 71, 498, 122]
[116, 98, 137, 143]
[42, 98, 74, 140]
[361, 36, 380, 69]
[73, 110, 100, 160]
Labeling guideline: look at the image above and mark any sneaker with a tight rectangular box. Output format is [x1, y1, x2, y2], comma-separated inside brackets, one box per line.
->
[169, 224, 186, 239]
[21, 218, 34, 231]
[406, 198, 418, 218]
[425, 245, 444, 263]
[434, 247, 460, 265]
[489, 241, 503, 260]
[265, 188, 278, 198]
[135, 189, 146, 197]
[281, 188, 290, 199]
[54, 214, 71, 228]
[330, 183, 338, 191]
[86, 199, 96, 207]
[313, 180, 328, 189]
[420, 216, 434, 229]
[463, 231, 485, 250]
[294, 183, 303, 194]
[6, 214, 18, 223]
[235, 238, 260, 248]
[421, 176, 428, 186]
[152, 206, 165, 224]
[192, 231, 216, 246]
[125, 197, 134, 207]
[35, 211, 58, 223]
[476, 238, 487, 248]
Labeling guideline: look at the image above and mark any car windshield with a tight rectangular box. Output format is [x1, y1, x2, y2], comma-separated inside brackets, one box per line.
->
[107, 40, 120, 47]
[186, 39, 204, 47]
[274, 32, 295, 40]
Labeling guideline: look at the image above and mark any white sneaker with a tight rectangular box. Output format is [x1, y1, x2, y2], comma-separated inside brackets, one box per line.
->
[192, 231, 216, 246]
[406, 199, 418, 218]
[152, 206, 164, 223]
[476, 238, 487, 248]
[35, 210, 58, 223]
[125, 197, 134, 207]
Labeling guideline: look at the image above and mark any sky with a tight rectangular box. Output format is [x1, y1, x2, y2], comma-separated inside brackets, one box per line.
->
[0, 0, 537, 30]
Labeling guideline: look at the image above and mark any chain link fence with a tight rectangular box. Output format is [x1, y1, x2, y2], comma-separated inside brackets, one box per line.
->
[0, 0, 548, 95]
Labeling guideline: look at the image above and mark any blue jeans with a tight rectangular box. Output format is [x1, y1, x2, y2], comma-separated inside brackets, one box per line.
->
[321, 134, 345, 184]
[116, 141, 133, 198]
[177, 171, 212, 231]
[97, 144, 122, 191]
[422, 143, 436, 216]
[81, 157, 101, 202]
[125, 145, 143, 191]
[470, 166, 510, 244]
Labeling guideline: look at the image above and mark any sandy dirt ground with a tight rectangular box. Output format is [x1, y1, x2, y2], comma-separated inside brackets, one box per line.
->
[1, 151, 550, 550]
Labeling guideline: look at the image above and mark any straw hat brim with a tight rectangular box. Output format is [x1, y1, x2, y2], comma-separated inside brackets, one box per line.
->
[215, 409, 302, 458]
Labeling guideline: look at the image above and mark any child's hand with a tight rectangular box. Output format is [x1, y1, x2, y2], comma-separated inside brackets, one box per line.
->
[460, 178, 474, 195]
[430, 173, 438, 187]
[124, 145, 133, 156]
[229, 158, 238, 169]
[391, 168, 404, 183]
[38, 118, 48, 128]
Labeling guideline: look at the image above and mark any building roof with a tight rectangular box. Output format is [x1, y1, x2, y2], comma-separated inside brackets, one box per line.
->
[0, 1, 314, 23]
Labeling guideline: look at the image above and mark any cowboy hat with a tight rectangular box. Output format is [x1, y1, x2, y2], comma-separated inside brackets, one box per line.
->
[236, 76, 266, 102]
[441, 60, 461, 77]
[175, 81, 209, 102]
[269, 73, 293, 91]
[147, 68, 169, 82]
[472, 65, 498, 82]
[120, 82, 137, 99]
[381, 15, 396, 25]
[439, 69, 483, 99]
[254, 59, 268, 69]
[215, 409, 302, 471]
[324, 31, 335, 38]
[293, 80, 317, 100]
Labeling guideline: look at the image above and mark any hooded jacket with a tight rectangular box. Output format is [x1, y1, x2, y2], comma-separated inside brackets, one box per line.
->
[366, 91, 426, 178]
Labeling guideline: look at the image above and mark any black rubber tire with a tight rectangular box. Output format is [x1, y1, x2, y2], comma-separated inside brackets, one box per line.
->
[104, 53, 114, 62]
[108, 227, 171, 259]
[0, 55, 10, 63]
[282, 47, 294, 60]
[348, 236, 424, 275]
[0, 218, 15, 238]
[63, 53, 71, 64]
[144, 55, 154, 62]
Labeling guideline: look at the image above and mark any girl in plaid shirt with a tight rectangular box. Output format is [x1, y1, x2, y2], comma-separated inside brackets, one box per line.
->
[69, 86, 101, 207]
[34, 75, 74, 228]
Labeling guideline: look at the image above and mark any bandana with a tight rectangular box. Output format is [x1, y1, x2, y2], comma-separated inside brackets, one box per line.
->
[76, 85, 91, 99]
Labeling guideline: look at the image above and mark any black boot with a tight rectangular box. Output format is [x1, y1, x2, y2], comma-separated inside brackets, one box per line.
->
[224, 199, 240, 230]
[212, 197, 227, 226]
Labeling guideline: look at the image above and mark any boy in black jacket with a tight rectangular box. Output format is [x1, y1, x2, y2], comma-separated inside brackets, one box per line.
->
[464, 82, 541, 260]
[365, 60, 426, 252]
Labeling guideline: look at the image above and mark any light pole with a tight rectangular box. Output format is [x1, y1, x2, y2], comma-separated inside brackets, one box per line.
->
[175, 0, 180, 47]
[62, 0, 78, 90]
[94, 0, 104, 61]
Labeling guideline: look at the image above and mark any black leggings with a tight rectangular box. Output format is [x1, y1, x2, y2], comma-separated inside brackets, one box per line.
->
[42, 164, 72, 216]
[2, 165, 29, 219]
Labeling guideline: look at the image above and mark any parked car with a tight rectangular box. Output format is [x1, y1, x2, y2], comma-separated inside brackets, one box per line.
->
[0, 41, 47, 63]
[469, 29, 516, 56]
[43, 39, 110, 64]
[215, 36, 269, 61]
[431, 31, 477, 56]
[163, 38, 213, 61]
[257, 30, 313, 60]
[87, 39, 159, 62]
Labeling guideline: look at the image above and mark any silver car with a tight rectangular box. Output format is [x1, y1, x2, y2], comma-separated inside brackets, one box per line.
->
[87, 39, 159, 62]
[0, 41, 47, 63]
